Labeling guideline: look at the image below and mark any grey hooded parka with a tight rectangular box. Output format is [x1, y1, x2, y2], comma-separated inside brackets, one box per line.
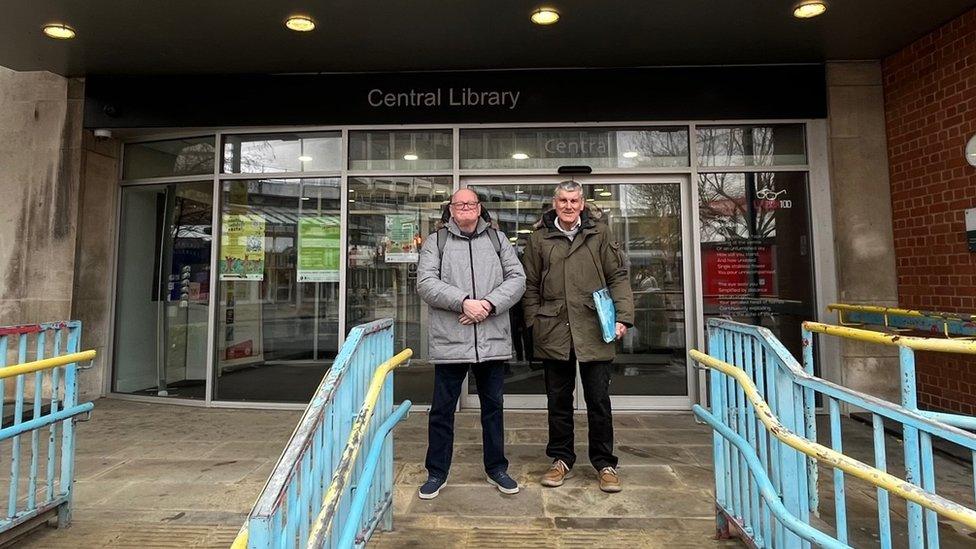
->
[416, 217, 526, 364]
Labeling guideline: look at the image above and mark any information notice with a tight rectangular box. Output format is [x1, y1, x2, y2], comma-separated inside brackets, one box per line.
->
[298, 217, 340, 282]
[705, 238, 778, 316]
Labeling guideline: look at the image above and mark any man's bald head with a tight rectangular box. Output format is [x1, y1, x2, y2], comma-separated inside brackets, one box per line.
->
[452, 188, 479, 203]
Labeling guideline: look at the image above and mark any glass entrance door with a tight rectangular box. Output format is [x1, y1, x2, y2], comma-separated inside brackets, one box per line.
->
[461, 176, 693, 410]
[113, 181, 214, 399]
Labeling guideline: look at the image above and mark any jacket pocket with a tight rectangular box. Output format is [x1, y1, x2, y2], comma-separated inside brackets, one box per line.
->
[531, 300, 565, 335]
[536, 301, 564, 317]
[429, 312, 466, 349]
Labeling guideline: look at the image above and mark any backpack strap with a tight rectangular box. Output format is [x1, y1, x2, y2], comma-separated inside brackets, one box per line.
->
[436, 227, 448, 256]
[487, 228, 501, 256]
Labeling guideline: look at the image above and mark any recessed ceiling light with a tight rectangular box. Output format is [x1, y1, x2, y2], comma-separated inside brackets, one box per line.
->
[298, 155, 313, 162]
[531, 8, 560, 25]
[599, 191, 612, 197]
[594, 187, 605, 192]
[301, 196, 310, 201]
[435, 189, 446, 194]
[348, 199, 356, 203]
[511, 152, 530, 160]
[793, 1, 827, 18]
[514, 190, 525, 194]
[622, 151, 639, 159]
[517, 229, 532, 234]
[285, 15, 316, 32]
[42, 23, 76, 40]
[403, 154, 419, 161]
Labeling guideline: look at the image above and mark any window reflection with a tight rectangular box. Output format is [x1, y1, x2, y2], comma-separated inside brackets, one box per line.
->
[697, 125, 806, 167]
[346, 176, 453, 404]
[123, 137, 215, 179]
[348, 130, 453, 172]
[460, 127, 689, 170]
[223, 132, 341, 174]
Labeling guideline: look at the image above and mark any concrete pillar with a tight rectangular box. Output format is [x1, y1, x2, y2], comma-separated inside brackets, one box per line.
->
[0, 67, 84, 325]
[72, 131, 122, 399]
[826, 61, 900, 402]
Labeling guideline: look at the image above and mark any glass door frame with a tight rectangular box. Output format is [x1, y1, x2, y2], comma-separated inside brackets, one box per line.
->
[459, 174, 698, 411]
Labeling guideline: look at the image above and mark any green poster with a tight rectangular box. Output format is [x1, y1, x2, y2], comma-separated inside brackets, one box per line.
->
[219, 214, 266, 281]
[384, 214, 420, 263]
[298, 217, 340, 282]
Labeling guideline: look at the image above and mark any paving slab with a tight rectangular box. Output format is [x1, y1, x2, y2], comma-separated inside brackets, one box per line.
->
[12, 398, 976, 548]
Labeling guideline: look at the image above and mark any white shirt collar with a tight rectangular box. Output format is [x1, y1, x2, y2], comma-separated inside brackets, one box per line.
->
[556, 216, 581, 233]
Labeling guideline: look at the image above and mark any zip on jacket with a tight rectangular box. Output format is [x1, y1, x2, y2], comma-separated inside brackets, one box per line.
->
[467, 237, 480, 363]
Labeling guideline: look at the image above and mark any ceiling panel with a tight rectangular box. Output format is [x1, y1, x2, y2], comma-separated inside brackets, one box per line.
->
[1, 1, 974, 76]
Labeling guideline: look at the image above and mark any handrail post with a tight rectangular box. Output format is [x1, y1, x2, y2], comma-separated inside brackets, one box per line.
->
[380, 329, 394, 533]
[898, 346, 924, 548]
[707, 327, 730, 539]
[56, 323, 81, 527]
[801, 327, 819, 518]
[775, 358, 803, 548]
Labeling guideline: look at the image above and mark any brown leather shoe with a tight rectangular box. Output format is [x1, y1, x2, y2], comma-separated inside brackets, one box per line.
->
[540, 460, 573, 487]
[599, 467, 622, 493]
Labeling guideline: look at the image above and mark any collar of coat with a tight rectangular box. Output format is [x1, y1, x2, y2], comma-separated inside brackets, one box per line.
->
[533, 203, 605, 235]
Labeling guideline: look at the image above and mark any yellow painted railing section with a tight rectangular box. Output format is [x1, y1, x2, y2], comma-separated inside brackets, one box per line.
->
[828, 303, 943, 319]
[803, 321, 976, 354]
[306, 348, 412, 546]
[0, 350, 96, 379]
[689, 349, 976, 529]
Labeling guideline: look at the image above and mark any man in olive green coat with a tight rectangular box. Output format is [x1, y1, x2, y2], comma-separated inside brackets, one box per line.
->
[522, 180, 634, 493]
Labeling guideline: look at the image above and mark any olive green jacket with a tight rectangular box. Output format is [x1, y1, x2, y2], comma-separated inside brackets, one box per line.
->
[522, 204, 634, 362]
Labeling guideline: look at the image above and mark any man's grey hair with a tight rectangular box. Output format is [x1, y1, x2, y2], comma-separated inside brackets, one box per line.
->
[553, 180, 584, 198]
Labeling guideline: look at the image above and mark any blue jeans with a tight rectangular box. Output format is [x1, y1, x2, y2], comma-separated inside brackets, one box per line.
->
[425, 361, 508, 479]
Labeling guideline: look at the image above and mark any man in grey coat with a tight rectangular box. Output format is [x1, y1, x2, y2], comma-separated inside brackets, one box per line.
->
[416, 188, 526, 499]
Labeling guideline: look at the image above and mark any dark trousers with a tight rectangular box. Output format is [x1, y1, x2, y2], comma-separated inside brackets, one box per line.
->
[425, 361, 508, 480]
[543, 351, 618, 471]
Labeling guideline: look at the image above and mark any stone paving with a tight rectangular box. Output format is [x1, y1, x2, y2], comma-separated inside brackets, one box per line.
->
[11, 398, 976, 548]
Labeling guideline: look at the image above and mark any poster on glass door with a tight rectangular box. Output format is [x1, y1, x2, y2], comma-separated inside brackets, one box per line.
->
[219, 214, 266, 280]
[297, 216, 341, 282]
[383, 213, 421, 263]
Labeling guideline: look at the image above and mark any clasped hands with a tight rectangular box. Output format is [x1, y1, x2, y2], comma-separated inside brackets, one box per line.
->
[459, 299, 492, 325]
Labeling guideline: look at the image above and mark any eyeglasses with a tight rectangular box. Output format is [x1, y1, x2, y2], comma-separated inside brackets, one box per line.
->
[450, 201, 480, 210]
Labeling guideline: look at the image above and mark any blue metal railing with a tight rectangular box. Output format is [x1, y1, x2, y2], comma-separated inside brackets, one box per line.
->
[337, 401, 411, 548]
[0, 321, 94, 536]
[235, 318, 410, 549]
[825, 304, 976, 430]
[695, 318, 976, 548]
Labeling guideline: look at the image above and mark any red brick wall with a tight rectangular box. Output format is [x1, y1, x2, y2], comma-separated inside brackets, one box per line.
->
[883, 8, 976, 414]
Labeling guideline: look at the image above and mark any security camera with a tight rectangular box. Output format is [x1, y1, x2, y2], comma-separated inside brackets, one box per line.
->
[93, 129, 112, 140]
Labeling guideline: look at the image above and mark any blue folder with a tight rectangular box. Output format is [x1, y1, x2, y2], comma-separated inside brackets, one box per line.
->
[593, 288, 616, 343]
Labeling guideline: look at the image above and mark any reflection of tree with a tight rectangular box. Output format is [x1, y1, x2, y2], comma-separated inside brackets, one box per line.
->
[697, 126, 775, 167]
[628, 129, 689, 166]
[699, 173, 779, 242]
[173, 143, 216, 174]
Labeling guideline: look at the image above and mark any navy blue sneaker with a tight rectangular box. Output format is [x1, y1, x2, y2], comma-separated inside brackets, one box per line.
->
[486, 470, 519, 494]
[418, 476, 447, 500]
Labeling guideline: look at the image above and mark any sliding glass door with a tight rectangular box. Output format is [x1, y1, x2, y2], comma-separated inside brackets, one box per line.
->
[462, 176, 693, 409]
